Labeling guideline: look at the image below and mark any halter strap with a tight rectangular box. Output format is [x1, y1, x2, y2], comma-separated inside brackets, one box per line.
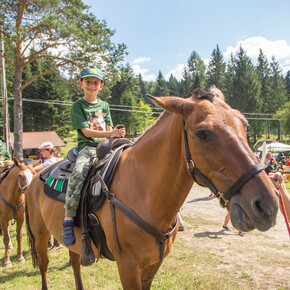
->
[182, 120, 264, 207]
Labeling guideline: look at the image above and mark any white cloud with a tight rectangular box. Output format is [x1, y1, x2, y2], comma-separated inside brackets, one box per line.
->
[132, 64, 156, 81]
[165, 63, 186, 81]
[224, 36, 290, 73]
[131, 37, 290, 82]
[132, 56, 151, 64]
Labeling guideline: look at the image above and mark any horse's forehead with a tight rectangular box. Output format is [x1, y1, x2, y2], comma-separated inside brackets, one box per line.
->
[188, 99, 246, 128]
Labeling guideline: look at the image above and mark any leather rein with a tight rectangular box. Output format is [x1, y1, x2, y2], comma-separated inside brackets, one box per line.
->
[182, 120, 264, 207]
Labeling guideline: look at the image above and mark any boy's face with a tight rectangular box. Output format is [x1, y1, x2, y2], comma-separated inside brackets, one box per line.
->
[80, 77, 104, 98]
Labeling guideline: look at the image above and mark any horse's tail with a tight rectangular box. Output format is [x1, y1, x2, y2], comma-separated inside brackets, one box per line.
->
[25, 195, 39, 268]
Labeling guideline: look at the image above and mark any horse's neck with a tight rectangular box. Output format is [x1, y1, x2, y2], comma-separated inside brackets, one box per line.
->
[122, 113, 193, 226]
[0, 168, 22, 202]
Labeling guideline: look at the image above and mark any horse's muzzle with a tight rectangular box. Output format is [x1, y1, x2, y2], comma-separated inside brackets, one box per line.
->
[229, 193, 278, 232]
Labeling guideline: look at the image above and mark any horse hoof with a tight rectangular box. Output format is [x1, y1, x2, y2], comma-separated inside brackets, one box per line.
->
[8, 242, 13, 249]
[19, 257, 26, 264]
[4, 261, 12, 268]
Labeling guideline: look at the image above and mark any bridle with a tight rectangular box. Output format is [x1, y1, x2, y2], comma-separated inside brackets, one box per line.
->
[0, 166, 34, 225]
[17, 167, 34, 192]
[182, 120, 264, 207]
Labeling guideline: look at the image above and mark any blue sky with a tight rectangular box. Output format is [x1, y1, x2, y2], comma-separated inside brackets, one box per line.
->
[83, 0, 290, 81]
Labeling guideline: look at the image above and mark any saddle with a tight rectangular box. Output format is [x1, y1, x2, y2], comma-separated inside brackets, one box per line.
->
[39, 138, 134, 264]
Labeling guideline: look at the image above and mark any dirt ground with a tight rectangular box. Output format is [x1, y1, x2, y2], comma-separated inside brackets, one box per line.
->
[178, 184, 290, 289]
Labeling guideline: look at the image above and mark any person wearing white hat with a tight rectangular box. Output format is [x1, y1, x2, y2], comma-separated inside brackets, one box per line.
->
[34, 141, 57, 173]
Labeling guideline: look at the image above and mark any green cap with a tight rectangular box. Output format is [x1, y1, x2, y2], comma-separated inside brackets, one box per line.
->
[0, 140, 6, 151]
[80, 66, 103, 82]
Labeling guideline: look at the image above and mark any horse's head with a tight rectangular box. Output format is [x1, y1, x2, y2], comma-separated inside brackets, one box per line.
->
[147, 88, 278, 232]
[13, 158, 40, 192]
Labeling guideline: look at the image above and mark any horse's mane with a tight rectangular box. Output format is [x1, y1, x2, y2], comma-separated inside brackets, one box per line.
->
[134, 111, 170, 145]
[184, 88, 214, 102]
[0, 166, 13, 185]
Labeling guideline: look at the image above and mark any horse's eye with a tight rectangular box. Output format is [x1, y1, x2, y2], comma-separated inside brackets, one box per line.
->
[195, 130, 208, 141]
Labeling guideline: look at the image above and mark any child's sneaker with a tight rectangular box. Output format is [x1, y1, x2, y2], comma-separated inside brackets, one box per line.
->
[222, 225, 232, 231]
[62, 220, 75, 246]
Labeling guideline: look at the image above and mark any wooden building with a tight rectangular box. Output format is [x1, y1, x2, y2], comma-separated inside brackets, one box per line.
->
[9, 131, 66, 159]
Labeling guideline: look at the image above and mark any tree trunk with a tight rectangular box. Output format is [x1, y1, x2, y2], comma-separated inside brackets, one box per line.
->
[13, 62, 23, 160]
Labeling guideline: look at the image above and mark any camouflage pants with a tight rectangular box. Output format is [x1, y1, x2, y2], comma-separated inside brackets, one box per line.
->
[64, 146, 98, 217]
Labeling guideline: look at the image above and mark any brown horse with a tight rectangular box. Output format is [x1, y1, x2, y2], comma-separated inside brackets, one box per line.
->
[25, 88, 278, 289]
[0, 158, 40, 267]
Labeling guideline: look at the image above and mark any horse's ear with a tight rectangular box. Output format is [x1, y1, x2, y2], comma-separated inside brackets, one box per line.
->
[146, 94, 192, 116]
[13, 157, 20, 167]
[31, 159, 42, 167]
[209, 85, 225, 101]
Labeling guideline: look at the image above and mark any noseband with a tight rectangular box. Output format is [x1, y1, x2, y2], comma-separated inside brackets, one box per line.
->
[182, 120, 264, 207]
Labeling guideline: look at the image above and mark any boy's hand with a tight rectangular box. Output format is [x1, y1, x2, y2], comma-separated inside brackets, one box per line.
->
[4, 160, 14, 167]
[111, 125, 126, 138]
[269, 172, 284, 189]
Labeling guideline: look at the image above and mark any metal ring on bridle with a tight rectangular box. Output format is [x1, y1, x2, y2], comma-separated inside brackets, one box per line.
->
[187, 160, 195, 171]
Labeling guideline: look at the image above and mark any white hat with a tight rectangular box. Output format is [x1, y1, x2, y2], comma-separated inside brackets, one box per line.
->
[39, 141, 54, 150]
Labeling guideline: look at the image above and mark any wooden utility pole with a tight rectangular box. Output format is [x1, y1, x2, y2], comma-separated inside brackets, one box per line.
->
[0, 28, 9, 151]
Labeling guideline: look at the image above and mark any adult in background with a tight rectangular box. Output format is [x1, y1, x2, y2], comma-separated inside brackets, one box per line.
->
[34, 142, 57, 173]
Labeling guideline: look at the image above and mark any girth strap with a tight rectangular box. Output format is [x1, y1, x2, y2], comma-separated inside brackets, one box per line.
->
[95, 171, 178, 282]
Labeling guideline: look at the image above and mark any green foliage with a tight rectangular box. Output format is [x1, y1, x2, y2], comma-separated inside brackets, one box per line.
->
[154, 71, 169, 96]
[206, 44, 226, 90]
[275, 101, 290, 137]
[1, 0, 127, 158]
[168, 74, 180, 96]
[186, 50, 206, 90]
[226, 47, 261, 113]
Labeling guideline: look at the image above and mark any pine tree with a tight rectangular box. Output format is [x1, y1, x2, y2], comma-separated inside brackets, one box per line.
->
[224, 47, 261, 143]
[154, 71, 169, 96]
[168, 74, 180, 96]
[227, 47, 261, 113]
[206, 44, 226, 90]
[269, 57, 287, 113]
[110, 64, 141, 131]
[180, 67, 192, 96]
[285, 70, 290, 101]
[21, 56, 71, 138]
[1, 0, 126, 159]
[256, 49, 271, 113]
[187, 51, 206, 90]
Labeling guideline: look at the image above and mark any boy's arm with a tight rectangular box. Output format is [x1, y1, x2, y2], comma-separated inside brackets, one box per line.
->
[81, 125, 125, 139]
[269, 172, 290, 221]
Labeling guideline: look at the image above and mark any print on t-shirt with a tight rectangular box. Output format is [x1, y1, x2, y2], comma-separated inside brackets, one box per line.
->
[89, 111, 107, 138]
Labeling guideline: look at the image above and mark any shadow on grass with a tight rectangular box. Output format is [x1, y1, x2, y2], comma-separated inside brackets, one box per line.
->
[187, 196, 215, 203]
[194, 230, 237, 239]
[0, 269, 39, 284]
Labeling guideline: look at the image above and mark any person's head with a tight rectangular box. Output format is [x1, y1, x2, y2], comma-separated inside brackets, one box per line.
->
[79, 66, 104, 98]
[270, 157, 276, 163]
[39, 142, 55, 159]
[278, 161, 282, 166]
[0, 140, 6, 153]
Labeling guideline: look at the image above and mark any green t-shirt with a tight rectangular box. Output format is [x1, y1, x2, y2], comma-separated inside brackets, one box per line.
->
[0, 150, 11, 161]
[71, 98, 114, 152]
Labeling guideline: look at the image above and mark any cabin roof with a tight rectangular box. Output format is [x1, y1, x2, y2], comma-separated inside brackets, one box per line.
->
[9, 131, 66, 150]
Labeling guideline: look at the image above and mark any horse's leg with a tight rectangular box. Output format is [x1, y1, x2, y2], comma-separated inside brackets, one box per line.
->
[34, 231, 51, 290]
[116, 256, 143, 289]
[69, 250, 84, 290]
[140, 264, 160, 290]
[1, 222, 12, 267]
[16, 215, 25, 263]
